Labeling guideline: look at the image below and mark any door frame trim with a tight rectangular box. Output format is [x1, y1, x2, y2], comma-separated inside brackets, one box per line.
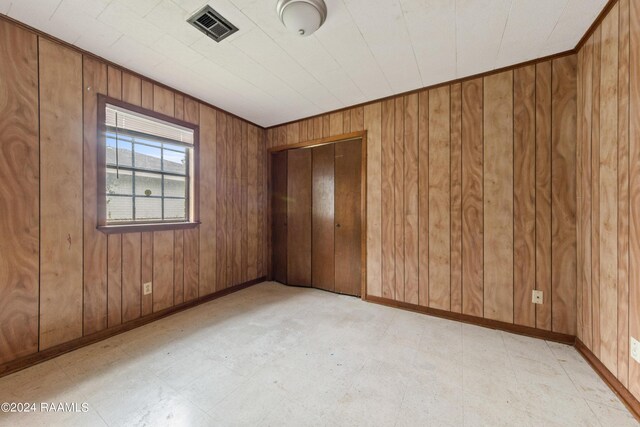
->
[268, 130, 368, 299]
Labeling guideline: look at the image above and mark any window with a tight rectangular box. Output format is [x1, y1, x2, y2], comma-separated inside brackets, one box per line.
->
[97, 95, 199, 233]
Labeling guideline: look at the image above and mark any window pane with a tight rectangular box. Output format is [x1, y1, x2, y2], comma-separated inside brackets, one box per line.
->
[163, 146, 187, 174]
[134, 143, 161, 171]
[135, 197, 162, 220]
[164, 198, 186, 220]
[106, 168, 133, 195]
[106, 134, 133, 167]
[106, 195, 133, 222]
[135, 172, 162, 197]
[164, 175, 186, 198]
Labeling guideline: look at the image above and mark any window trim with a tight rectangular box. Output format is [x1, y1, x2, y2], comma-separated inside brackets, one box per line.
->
[96, 94, 200, 234]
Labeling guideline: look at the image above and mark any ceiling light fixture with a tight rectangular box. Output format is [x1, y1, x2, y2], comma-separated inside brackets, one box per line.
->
[276, 0, 327, 37]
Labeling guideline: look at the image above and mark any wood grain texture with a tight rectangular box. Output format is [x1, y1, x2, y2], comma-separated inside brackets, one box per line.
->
[597, 7, 618, 369]
[513, 65, 536, 328]
[330, 112, 343, 136]
[579, 34, 594, 349]
[404, 94, 419, 305]
[248, 126, 259, 280]
[536, 61, 553, 331]
[141, 232, 153, 316]
[174, 94, 184, 120]
[335, 139, 362, 297]
[216, 113, 228, 290]
[483, 71, 514, 324]
[39, 39, 84, 350]
[591, 27, 602, 356]
[241, 122, 249, 283]
[428, 86, 451, 311]
[82, 56, 108, 335]
[287, 149, 312, 286]
[552, 55, 578, 336]
[122, 233, 141, 322]
[394, 98, 405, 301]
[107, 66, 122, 98]
[107, 234, 122, 327]
[272, 151, 288, 284]
[122, 72, 141, 105]
[630, 0, 640, 399]
[449, 84, 462, 313]
[381, 100, 396, 299]
[174, 230, 184, 304]
[141, 80, 153, 109]
[616, 0, 630, 387]
[461, 79, 484, 317]
[152, 231, 174, 312]
[153, 85, 174, 117]
[312, 144, 335, 292]
[418, 91, 430, 307]
[364, 103, 382, 297]
[0, 21, 39, 363]
[199, 105, 217, 296]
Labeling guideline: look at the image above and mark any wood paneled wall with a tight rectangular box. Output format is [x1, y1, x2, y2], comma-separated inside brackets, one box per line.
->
[576, 0, 639, 402]
[266, 55, 578, 335]
[0, 17, 268, 365]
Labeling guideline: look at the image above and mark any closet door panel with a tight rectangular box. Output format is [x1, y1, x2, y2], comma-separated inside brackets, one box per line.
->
[312, 144, 335, 292]
[287, 149, 312, 286]
[334, 139, 362, 296]
[272, 151, 288, 284]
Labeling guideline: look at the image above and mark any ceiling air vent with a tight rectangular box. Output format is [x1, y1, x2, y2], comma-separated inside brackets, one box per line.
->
[187, 5, 239, 42]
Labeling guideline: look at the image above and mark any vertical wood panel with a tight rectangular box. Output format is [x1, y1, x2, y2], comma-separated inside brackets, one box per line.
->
[248, 126, 259, 279]
[287, 149, 312, 286]
[483, 71, 514, 324]
[141, 80, 153, 110]
[312, 144, 335, 292]
[365, 103, 382, 297]
[450, 84, 463, 313]
[82, 57, 108, 335]
[174, 231, 184, 304]
[580, 35, 594, 349]
[552, 55, 578, 336]
[122, 234, 141, 322]
[629, 0, 640, 399]
[141, 232, 153, 316]
[0, 21, 39, 363]
[404, 94, 419, 304]
[174, 94, 184, 121]
[536, 61, 553, 331]
[394, 98, 405, 301]
[152, 231, 174, 311]
[592, 27, 602, 354]
[597, 7, 619, 369]
[153, 85, 174, 117]
[428, 86, 451, 310]
[461, 79, 484, 317]
[272, 151, 288, 283]
[330, 112, 343, 136]
[241, 122, 249, 282]
[335, 139, 362, 297]
[418, 91, 430, 307]
[513, 65, 536, 327]
[351, 106, 364, 132]
[122, 72, 141, 105]
[216, 113, 228, 290]
[381, 100, 396, 299]
[233, 119, 242, 285]
[200, 105, 217, 296]
[616, 0, 630, 387]
[39, 39, 84, 349]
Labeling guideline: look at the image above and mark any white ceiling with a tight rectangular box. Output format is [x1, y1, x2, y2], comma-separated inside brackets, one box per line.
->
[1, 0, 607, 127]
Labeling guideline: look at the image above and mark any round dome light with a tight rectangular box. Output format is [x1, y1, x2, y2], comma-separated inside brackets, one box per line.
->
[276, 0, 327, 37]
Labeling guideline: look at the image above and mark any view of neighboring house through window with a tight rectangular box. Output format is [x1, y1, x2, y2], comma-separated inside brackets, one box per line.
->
[104, 102, 195, 224]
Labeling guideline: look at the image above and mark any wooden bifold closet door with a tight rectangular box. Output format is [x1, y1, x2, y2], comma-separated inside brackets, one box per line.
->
[271, 138, 362, 297]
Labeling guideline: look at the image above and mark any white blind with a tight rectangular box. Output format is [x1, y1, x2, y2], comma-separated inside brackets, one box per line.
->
[106, 104, 194, 145]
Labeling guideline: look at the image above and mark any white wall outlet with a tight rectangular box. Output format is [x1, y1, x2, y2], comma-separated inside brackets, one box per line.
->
[143, 282, 152, 295]
[532, 290, 543, 304]
[631, 337, 640, 364]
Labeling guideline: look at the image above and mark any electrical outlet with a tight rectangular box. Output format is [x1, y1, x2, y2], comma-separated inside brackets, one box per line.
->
[532, 290, 543, 305]
[631, 337, 640, 364]
[143, 282, 152, 295]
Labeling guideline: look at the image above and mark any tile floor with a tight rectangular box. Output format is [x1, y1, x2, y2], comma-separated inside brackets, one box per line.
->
[0, 282, 636, 426]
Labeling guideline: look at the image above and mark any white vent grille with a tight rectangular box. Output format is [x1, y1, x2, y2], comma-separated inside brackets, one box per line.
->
[187, 5, 238, 42]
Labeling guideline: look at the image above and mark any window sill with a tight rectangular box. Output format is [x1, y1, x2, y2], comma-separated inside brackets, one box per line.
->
[97, 222, 200, 234]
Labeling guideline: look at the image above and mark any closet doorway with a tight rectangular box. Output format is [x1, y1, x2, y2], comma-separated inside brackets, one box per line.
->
[270, 132, 366, 297]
